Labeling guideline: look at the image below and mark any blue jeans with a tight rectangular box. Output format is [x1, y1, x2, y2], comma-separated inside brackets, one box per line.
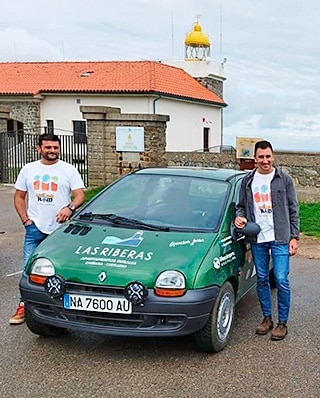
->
[251, 242, 290, 323]
[23, 223, 48, 269]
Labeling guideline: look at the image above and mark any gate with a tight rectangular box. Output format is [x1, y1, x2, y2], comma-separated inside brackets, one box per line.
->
[0, 132, 88, 186]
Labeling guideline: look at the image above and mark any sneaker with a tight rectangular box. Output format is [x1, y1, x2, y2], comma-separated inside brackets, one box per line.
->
[271, 322, 288, 340]
[256, 316, 274, 335]
[9, 302, 25, 325]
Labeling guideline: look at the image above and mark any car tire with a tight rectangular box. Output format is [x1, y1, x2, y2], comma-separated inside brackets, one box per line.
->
[25, 305, 68, 337]
[194, 281, 235, 353]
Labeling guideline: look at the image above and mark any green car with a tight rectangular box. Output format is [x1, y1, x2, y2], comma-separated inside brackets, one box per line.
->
[20, 167, 260, 352]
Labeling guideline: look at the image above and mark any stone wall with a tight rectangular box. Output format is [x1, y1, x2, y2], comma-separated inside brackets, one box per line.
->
[0, 100, 41, 132]
[273, 151, 320, 187]
[165, 151, 320, 187]
[195, 76, 224, 98]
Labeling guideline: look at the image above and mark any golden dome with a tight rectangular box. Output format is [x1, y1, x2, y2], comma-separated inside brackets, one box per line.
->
[185, 22, 210, 47]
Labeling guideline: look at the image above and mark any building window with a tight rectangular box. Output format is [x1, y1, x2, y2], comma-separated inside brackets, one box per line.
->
[46, 120, 54, 134]
[7, 119, 15, 137]
[203, 127, 210, 152]
[73, 121, 87, 143]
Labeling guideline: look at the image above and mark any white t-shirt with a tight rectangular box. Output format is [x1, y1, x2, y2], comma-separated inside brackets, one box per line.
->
[252, 170, 275, 243]
[15, 160, 85, 234]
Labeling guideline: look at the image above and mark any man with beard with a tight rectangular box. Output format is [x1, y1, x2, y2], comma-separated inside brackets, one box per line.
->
[9, 133, 85, 324]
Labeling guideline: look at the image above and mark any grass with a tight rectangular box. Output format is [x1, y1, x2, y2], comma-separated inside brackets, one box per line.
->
[84, 188, 320, 238]
[299, 203, 320, 238]
[84, 186, 105, 202]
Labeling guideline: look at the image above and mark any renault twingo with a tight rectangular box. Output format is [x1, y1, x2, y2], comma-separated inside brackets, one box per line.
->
[20, 167, 261, 352]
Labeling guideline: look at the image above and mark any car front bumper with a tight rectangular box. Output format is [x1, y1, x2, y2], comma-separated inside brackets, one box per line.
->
[20, 273, 220, 337]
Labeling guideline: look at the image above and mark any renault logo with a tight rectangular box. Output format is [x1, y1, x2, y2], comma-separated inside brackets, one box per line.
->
[98, 271, 107, 282]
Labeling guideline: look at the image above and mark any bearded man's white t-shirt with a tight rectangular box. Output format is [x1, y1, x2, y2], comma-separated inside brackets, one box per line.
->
[252, 170, 275, 243]
[15, 160, 85, 234]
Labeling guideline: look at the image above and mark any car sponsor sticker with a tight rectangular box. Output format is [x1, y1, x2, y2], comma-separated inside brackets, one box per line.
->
[213, 251, 236, 269]
[102, 231, 144, 247]
[218, 235, 233, 248]
[169, 237, 205, 248]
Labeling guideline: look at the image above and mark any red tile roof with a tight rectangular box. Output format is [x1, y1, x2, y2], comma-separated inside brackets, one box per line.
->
[0, 61, 226, 106]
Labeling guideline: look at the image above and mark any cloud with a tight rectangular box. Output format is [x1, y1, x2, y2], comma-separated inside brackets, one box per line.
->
[0, 28, 63, 61]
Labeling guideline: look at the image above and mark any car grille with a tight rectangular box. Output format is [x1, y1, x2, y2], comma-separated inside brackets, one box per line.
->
[66, 281, 125, 296]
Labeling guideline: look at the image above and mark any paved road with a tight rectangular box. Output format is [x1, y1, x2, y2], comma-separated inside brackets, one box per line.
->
[0, 184, 319, 398]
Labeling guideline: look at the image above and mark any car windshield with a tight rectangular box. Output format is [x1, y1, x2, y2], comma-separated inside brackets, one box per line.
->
[78, 173, 230, 231]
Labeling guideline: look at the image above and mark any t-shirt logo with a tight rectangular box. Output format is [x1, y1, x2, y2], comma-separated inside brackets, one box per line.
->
[253, 185, 272, 214]
[33, 174, 59, 203]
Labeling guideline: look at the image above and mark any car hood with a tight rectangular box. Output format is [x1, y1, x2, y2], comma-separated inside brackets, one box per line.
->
[29, 222, 218, 288]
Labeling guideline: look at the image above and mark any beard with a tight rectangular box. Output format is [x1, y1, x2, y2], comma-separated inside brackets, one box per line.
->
[41, 152, 59, 162]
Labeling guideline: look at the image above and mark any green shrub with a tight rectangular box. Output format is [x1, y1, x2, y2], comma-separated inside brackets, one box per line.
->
[299, 203, 320, 237]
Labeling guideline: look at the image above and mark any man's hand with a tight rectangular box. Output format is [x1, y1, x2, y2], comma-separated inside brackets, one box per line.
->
[234, 216, 248, 229]
[289, 238, 298, 256]
[56, 207, 73, 223]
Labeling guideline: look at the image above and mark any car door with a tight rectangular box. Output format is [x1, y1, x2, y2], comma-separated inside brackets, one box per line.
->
[231, 177, 257, 300]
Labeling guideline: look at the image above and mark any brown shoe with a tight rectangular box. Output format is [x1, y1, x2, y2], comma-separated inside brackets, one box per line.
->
[271, 322, 288, 340]
[256, 317, 274, 335]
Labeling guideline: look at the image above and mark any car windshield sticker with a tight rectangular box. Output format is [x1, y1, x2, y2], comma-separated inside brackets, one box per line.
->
[102, 231, 143, 247]
[169, 238, 205, 248]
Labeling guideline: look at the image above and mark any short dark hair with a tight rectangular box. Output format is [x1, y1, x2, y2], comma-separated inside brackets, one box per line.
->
[38, 133, 61, 146]
[254, 140, 273, 155]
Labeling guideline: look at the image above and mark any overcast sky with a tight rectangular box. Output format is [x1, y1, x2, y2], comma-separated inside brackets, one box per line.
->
[1, 0, 319, 152]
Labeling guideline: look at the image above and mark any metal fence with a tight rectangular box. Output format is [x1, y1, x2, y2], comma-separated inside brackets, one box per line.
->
[0, 132, 88, 186]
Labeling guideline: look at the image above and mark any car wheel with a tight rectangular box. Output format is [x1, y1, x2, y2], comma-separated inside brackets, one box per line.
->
[194, 281, 235, 353]
[25, 305, 68, 337]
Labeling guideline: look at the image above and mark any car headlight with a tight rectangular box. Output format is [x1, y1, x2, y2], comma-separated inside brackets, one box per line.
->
[29, 258, 55, 285]
[155, 271, 186, 297]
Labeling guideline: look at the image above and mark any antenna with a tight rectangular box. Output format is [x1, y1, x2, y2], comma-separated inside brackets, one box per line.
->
[171, 2, 174, 58]
[219, 2, 223, 61]
[13, 41, 17, 62]
[61, 41, 65, 61]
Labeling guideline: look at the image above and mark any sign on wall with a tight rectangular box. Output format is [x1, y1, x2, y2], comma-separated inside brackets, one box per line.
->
[116, 126, 144, 152]
[236, 137, 263, 159]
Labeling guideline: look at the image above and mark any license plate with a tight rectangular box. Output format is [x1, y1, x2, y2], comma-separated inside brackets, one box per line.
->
[63, 294, 132, 314]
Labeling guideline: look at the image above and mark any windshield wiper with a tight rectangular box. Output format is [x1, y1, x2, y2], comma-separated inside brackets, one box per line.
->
[78, 213, 169, 231]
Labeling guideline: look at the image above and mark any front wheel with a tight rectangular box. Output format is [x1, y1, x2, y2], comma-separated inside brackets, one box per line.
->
[194, 282, 235, 353]
[25, 305, 68, 337]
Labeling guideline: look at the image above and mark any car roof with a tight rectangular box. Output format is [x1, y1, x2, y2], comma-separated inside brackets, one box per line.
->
[133, 167, 247, 182]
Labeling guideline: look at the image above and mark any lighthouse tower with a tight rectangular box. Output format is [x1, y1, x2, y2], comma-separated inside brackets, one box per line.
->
[184, 19, 211, 61]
